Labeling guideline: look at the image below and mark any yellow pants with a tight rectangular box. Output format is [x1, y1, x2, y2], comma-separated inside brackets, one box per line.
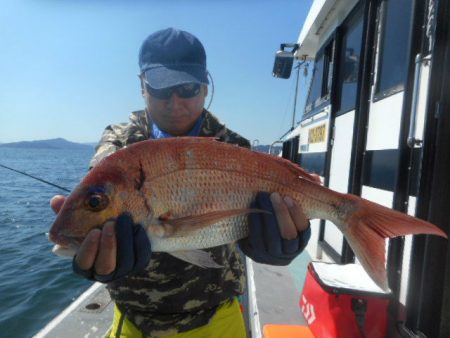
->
[108, 298, 247, 338]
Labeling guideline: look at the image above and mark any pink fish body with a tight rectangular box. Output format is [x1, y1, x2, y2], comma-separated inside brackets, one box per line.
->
[49, 137, 447, 290]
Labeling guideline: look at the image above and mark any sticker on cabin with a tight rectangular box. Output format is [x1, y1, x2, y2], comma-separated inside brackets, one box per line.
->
[308, 124, 326, 144]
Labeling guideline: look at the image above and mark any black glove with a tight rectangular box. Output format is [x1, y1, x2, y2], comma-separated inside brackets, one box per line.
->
[72, 213, 152, 282]
[239, 192, 311, 265]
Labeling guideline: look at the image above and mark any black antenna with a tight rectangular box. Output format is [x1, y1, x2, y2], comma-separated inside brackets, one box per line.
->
[205, 71, 214, 110]
[0, 163, 71, 193]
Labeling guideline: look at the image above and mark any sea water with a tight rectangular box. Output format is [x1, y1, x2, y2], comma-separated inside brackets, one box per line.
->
[0, 147, 94, 338]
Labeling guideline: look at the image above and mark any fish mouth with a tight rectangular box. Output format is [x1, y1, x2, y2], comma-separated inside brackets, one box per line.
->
[48, 232, 84, 257]
[48, 231, 84, 246]
[52, 243, 79, 257]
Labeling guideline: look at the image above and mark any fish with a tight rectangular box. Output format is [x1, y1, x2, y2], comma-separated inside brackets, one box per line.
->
[48, 137, 447, 290]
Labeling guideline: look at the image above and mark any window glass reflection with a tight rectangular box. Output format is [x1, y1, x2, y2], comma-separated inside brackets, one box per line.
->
[337, 15, 363, 114]
[306, 54, 325, 110]
[376, 0, 413, 94]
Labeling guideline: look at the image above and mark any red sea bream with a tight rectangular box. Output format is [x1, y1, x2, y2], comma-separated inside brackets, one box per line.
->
[48, 137, 447, 290]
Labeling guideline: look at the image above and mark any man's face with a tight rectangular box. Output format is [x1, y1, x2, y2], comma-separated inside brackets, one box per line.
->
[141, 78, 208, 136]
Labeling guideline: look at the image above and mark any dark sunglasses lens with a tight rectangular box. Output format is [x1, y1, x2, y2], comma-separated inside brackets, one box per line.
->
[176, 83, 201, 98]
[146, 83, 201, 99]
[146, 85, 172, 100]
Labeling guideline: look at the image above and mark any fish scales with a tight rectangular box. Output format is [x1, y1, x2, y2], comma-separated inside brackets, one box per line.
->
[145, 168, 276, 251]
[128, 138, 317, 251]
[49, 137, 447, 290]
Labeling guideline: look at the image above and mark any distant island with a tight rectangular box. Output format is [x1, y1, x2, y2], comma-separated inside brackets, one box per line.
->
[0, 138, 95, 150]
[0, 138, 282, 153]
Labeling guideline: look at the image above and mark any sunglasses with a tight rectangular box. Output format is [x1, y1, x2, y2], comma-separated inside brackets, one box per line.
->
[145, 82, 202, 100]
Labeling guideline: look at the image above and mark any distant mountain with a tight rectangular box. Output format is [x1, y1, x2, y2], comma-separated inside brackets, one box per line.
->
[0, 138, 94, 150]
[0, 139, 281, 153]
[252, 144, 282, 155]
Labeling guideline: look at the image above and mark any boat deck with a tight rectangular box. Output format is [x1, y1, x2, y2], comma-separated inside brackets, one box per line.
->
[34, 282, 114, 338]
[247, 251, 311, 337]
[34, 252, 311, 338]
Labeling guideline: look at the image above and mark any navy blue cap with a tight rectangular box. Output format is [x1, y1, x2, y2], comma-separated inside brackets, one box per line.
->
[139, 28, 209, 89]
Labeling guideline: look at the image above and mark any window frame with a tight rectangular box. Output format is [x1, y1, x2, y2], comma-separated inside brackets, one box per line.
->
[302, 38, 335, 121]
[335, 9, 365, 116]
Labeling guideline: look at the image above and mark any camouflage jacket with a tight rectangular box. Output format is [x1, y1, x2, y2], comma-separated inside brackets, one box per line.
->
[90, 109, 250, 337]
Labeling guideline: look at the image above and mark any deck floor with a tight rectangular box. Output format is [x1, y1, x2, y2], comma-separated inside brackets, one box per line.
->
[34, 282, 113, 338]
[247, 251, 311, 337]
[35, 251, 312, 338]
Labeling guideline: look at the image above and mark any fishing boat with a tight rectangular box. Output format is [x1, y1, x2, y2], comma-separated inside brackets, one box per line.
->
[272, 0, 450, 336]
[35, 0, 450, 336]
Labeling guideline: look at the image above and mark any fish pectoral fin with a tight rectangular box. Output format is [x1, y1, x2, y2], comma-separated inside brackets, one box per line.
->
[162, 208, 269, 236]
[169, 250, 223, 268]
[158, 210, 173, 222]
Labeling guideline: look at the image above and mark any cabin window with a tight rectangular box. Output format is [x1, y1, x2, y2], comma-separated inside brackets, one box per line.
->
[323, 42, 334, 99]
[282, 136, 299, 162]
[305, 53, 325, 111]
[305, 40, 334, 114]
[375, 0, 414, 96]
[336, 14, 364, 115]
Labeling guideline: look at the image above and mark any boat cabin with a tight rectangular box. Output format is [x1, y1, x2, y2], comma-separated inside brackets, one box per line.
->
[275, 0, 450, 336]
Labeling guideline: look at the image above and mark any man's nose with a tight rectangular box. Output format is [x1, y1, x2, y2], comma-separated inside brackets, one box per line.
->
[166, 92, 184, 109]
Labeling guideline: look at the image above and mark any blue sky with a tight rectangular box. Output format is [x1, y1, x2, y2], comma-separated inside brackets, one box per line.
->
[0, 0, 312, 145]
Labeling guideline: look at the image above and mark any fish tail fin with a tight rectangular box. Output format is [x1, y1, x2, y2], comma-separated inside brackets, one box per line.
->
[342, 195, 447, 290]
[345, 195, 447, 239]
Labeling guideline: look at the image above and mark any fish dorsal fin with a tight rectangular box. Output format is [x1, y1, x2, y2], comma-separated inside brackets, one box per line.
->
[161, 208, 269, 236]
[169, 250, 223, 268]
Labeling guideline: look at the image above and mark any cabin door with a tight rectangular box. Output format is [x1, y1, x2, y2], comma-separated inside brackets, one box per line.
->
[321, 5, 365, 262]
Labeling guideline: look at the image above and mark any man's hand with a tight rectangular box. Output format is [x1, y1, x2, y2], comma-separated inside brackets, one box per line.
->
[238, 192, 311, 265]
[50, 195, 151, 282]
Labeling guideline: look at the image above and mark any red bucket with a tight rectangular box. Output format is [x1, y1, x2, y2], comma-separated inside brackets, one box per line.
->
[300, 262, 391, 338]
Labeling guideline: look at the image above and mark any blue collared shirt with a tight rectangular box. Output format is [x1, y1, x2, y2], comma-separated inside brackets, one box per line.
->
[150, 112, 204, 139]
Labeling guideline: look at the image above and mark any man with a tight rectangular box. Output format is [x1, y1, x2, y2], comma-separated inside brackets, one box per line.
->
[51, 28, 311, 337]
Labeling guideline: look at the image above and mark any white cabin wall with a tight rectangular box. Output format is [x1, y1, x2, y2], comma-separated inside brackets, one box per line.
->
[323, 110, 356, 254]
[366, 92, 404, 151]
[305, 219, 323, 260]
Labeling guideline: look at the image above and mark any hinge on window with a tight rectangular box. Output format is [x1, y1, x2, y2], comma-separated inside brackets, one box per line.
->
[329, 125, 335, 147]
[435, 101, 442, 119]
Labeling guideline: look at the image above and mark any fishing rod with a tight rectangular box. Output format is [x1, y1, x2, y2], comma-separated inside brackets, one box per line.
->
[0, 163, 71, 193]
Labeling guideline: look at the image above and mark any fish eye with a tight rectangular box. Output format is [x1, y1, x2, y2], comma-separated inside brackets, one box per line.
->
[85, 193, 109, 212]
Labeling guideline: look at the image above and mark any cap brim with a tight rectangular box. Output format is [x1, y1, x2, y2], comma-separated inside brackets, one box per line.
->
[144, 65, 209, 89]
